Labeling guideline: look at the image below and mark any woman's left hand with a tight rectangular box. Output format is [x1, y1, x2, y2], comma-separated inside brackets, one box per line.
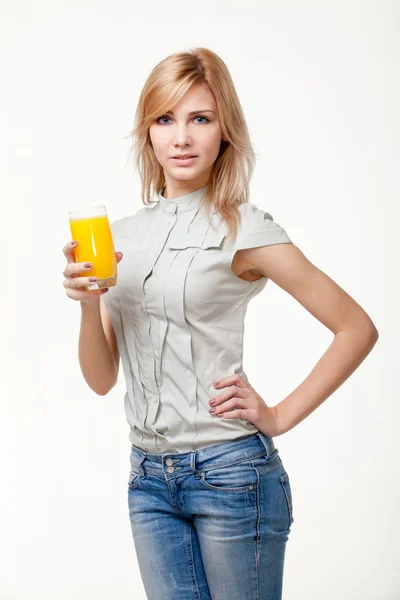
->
[209, 373, 282, 437]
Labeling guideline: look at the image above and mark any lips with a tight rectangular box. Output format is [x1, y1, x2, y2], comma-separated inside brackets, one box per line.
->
[171, 154, 197, 159]
[170, 155, 198, 167]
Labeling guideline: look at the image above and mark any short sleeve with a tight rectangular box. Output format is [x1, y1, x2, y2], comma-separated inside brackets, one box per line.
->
[233, 203, 292, 250]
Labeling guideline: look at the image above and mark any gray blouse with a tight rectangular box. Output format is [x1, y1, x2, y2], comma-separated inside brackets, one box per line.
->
[103, 185, 293, 453]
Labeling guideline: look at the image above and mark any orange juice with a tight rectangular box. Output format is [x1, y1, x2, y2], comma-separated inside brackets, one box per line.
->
[69, 207, 117, 288]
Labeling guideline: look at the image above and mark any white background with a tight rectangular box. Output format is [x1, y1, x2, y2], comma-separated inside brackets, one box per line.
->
[1, 1, 398, 598]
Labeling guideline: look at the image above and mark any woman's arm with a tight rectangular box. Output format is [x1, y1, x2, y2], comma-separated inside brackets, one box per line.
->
[239, 243, 379, 435]
[78, 298, 120, 396]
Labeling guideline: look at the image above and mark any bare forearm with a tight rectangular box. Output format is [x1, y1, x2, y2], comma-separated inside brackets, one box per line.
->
[274, 325, 379, 435]
[79, 301, 118, 395]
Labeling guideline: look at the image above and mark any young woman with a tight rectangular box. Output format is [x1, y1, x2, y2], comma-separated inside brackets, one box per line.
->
[62, 48, 379, 600]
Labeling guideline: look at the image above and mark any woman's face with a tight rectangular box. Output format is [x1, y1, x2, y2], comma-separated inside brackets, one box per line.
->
[149, 82, 225, 196]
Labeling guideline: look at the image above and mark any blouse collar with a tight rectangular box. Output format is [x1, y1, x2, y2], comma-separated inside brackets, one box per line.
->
[157, 185, 209, 214]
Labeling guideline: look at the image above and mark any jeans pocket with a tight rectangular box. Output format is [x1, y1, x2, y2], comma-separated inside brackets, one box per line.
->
[251, 449, 281, 474]
[280, 472, 294, 528]
[127, 471, 140, 491]
[199, 459, 258, 493]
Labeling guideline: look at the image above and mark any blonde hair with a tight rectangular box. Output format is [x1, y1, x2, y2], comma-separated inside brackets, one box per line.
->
[126, 47, 257, 242]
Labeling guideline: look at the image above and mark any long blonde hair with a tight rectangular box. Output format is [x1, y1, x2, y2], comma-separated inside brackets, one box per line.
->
[126, 47, 257, 241]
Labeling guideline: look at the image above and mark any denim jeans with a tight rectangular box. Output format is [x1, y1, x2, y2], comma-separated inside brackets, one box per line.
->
[127, 431, 294, 600]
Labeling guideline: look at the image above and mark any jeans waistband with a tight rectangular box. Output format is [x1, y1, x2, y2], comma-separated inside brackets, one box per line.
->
[129, 432, 277, 479]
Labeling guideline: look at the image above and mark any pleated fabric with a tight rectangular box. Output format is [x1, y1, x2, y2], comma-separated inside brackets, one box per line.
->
[103, 185, 293, 453]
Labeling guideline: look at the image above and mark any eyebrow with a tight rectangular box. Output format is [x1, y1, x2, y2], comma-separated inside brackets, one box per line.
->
[165, 109, 216, 117]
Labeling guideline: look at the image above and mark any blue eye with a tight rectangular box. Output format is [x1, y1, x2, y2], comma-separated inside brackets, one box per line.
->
[156, 115, 210, 125]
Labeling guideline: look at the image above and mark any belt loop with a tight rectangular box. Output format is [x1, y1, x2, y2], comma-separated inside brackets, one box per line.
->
[190, 450, 197, 473]
[129, 447, 147, 477]
[256, 432, 275, 457]
[139, 452, 147, 475]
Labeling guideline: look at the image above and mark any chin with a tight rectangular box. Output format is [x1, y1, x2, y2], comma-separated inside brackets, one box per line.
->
[166, 169, 200, 180]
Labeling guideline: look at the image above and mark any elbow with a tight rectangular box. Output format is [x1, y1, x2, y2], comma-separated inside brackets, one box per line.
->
[363, 314, 379, 345]
[91, 377, 118, 397]
[355, 320, 379, 352]
[367, 323, 379, 347]
[365, 326, 379, 358]
[90, 365, 119, 396]
[95, 388, 110, 397]
[95, 381, 117, 396]
[338, 317, 379, 351]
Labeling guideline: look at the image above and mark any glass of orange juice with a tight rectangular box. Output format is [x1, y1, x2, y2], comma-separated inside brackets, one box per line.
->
[68, 205, 117, 289]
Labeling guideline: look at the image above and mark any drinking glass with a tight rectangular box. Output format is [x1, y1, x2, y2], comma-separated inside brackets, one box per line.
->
[68, 205, 117, 289]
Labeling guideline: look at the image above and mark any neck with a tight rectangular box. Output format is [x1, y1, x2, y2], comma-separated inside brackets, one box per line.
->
[162, 173, 211, 200]
[163, 185, 206, 200]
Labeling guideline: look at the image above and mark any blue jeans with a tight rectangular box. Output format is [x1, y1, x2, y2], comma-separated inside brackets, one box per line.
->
[127, 431, 294, 600]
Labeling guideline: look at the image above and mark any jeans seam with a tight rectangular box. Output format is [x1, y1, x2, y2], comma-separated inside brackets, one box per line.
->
[280, 476, 294, 528]
[199, 451, 267, 473]
[253, 462, 261, 600]
[188, 521, 202, 600]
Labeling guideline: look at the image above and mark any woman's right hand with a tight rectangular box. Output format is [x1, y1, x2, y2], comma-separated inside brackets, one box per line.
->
[62, 241, 123, 305]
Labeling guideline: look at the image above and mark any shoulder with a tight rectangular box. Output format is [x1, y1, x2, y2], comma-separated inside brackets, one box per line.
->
[110, 204, 157, 238]
[232, 201, 292, 250]
[237, 202, 275, 226]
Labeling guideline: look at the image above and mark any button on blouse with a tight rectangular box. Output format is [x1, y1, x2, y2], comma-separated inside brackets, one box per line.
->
[103, 185, 293, 453]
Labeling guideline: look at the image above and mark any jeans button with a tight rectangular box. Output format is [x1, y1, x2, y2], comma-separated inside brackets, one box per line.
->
[166, 458, 173, 466]
[167, 466, 175, 473]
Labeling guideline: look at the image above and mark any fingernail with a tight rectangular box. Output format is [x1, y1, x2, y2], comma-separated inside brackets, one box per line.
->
[71, 241, 78, 246]
[213, 381, 219, 387]
[84, 263, 92, 269]
[89, 277, 97, 282]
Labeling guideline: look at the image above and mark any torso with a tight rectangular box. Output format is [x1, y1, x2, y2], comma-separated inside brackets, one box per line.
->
[102, 189, 281, 453]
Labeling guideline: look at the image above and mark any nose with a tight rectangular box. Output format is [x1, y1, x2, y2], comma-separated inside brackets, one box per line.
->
[173, 123, 192, 147]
